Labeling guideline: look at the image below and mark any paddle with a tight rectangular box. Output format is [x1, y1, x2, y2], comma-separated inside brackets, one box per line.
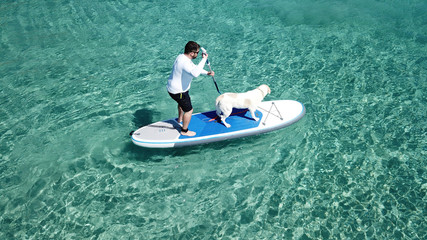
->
[201, 47, 221, 94]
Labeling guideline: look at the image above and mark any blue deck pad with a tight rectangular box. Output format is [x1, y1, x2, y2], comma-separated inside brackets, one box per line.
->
[179, 108, 263, 139]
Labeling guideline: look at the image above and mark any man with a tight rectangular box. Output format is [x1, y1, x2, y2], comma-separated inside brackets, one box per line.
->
[167, 41, 215, 136]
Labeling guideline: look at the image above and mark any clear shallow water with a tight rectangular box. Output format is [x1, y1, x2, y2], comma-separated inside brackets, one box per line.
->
[0, 0, 426, 239]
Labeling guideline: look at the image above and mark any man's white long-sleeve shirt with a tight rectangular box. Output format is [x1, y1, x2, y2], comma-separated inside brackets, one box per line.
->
[167, 54, 208, 94]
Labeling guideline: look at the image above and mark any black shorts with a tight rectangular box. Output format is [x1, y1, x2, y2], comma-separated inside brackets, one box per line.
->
[168, 91, 193, 112]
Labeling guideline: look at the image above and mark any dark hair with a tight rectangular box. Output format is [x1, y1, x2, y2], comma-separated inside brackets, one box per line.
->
[184, 41, 200, 54]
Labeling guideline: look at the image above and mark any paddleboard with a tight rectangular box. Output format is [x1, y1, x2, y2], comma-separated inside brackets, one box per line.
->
[130, 100, 305, 148]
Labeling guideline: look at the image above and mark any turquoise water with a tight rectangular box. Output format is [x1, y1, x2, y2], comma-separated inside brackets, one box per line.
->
[1, 0, 426, 239]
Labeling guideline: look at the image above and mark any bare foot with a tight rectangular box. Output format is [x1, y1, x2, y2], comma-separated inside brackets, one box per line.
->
[181, 130, 196, 136]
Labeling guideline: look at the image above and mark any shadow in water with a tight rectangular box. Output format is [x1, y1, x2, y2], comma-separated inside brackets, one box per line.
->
[132, 108, 159, 128]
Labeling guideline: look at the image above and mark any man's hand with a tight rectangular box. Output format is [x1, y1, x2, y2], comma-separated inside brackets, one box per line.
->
[202, 53, 208, 59]
[207, 71, 215, 76]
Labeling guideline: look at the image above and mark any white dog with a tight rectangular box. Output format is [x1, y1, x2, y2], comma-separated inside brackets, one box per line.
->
[215, 84, 271, 128]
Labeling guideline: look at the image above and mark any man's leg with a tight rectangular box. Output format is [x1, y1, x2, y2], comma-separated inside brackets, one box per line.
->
[177, 105, 184, 123]
[169, 91, 195, 136]
[181, 109, 195, 136]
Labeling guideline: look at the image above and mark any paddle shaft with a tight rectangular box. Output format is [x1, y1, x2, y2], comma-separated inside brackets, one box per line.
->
[206, 59, 221, 94]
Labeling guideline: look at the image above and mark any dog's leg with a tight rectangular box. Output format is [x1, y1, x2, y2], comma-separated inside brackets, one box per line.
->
[216, 101, 232, 128]
[221, 109, 232, 128]
[249, 107, 259, 122]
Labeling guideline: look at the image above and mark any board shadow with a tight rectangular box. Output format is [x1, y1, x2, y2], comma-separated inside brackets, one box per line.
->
[132, 108, 160, 128]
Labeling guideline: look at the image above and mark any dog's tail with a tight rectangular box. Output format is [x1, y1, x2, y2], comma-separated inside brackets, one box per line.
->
[215, 99, 222, 116]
